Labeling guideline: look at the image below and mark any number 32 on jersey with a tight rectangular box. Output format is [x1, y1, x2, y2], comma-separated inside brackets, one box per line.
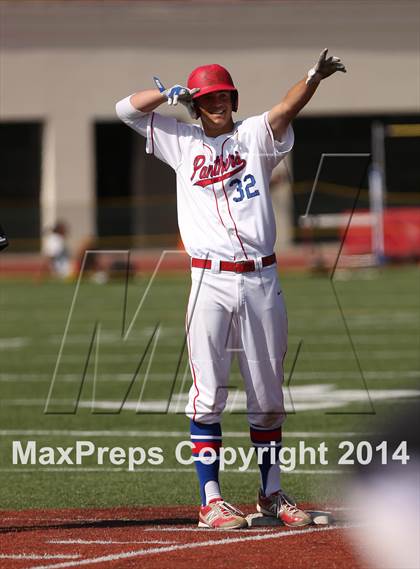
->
[230, 174, 260, 203]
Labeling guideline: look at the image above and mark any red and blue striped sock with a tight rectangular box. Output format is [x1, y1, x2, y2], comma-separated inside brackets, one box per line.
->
[190, 420, 222, 505]
[250, 424, 282, 496]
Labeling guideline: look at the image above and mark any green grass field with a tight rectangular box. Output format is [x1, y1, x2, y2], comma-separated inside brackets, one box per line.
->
[0, 265, 419, 510]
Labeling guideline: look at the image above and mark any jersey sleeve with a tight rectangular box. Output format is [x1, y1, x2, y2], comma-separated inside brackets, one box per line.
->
[244, 112, 294, 167]
[115, 95, 182, 170]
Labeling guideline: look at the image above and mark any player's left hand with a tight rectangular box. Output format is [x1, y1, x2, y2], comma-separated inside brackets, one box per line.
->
[153, 77, 200, 118]
[306, 48, 346, 85]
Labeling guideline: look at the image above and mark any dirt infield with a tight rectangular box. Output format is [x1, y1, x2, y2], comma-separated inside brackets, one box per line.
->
[0, 504, 365, 569]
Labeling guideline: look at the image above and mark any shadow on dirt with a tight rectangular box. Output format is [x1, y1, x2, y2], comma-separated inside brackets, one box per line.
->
[0, 516, 197, 534]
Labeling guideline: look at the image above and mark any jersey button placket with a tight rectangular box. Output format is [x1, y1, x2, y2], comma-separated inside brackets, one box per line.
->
[217, 200, 236, 255]
[226, 226, 244, 260]
[215, 187, 238, 257]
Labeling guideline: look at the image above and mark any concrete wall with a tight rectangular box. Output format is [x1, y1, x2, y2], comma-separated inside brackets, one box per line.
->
[1, 0, 418, 251]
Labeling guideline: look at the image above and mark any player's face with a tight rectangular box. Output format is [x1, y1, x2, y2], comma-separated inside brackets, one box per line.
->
[196, 91, 234, 136]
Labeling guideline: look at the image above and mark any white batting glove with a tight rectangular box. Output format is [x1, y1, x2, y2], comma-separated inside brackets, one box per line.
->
[153, 77, 200, 118]
[306, 48, 346, 85]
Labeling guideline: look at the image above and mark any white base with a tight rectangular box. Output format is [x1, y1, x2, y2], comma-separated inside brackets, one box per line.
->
[246, 513, 284, 527]
[306, 510, 334, 525]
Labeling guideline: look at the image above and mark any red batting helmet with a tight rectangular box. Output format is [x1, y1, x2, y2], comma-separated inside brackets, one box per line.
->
[187, 64, 238, 111]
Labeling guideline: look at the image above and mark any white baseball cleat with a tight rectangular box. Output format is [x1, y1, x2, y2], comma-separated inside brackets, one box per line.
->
[198, 499, 248, 529]
[257, 489, 312, 527]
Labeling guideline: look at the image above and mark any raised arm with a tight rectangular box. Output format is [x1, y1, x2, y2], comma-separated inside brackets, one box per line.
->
[129, 89, 166, 113]
[268, 49, 346, 140]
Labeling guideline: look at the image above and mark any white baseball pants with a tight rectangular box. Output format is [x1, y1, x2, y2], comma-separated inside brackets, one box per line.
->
[185, 264, 287, 429]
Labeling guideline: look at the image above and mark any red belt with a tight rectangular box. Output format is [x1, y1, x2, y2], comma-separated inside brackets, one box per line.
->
[191, 254, 276, 273]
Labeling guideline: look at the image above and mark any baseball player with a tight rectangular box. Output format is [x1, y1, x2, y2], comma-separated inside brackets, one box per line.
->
[116, 49, 346, 529]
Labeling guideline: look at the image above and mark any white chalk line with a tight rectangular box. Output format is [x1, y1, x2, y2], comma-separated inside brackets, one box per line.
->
[0, 332, 416, 354]
[28, 525, 354, 569]
[43, 331, 420, 346]
[0, 468, 344, 475]
[0, 429, 372, 438]
[2, 385, 418, 412]
[1, 369, 419, 383]
[28, 348, 420, 364]
[0, 383, 420, 414]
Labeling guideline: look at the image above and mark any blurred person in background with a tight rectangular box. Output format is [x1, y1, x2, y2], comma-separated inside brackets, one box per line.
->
[42, 221, 71, 279]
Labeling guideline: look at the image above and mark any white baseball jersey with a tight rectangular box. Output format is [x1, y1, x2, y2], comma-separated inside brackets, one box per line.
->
[116, 94, 293, 429]
[115, 95, 294, 261]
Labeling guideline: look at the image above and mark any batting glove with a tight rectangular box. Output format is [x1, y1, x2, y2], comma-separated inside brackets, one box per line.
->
[153, 77, 200, 118]
[306, 48, 346, 85]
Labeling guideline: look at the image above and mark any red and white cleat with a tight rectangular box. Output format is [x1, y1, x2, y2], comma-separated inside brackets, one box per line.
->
[198, 499, 248, 529]
[257, 489, 312, 527]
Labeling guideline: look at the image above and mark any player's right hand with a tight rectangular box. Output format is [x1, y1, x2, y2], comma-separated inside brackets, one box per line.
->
[155, 80, 199, 106]
[153, 77, 200, 117]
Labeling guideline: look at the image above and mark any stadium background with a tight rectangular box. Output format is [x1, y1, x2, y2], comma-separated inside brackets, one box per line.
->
[0, 0, 419, 258]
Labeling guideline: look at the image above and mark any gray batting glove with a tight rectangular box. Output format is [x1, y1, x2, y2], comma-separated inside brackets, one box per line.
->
[153, 77, 200, 118]
[306, 48, 346, 85]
